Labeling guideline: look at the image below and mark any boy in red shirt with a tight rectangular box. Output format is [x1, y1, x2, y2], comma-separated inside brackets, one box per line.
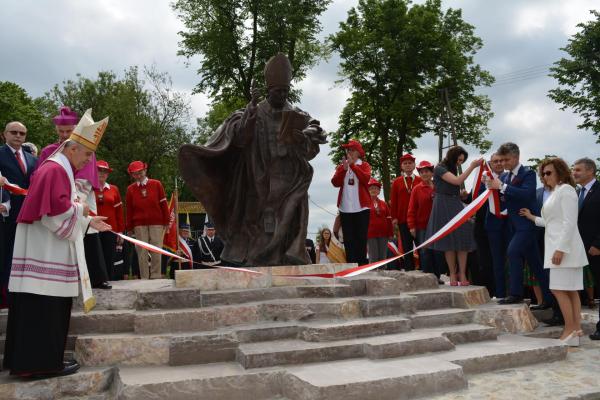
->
[407, 160, 441, 277]
[125, 161, 169, 279]
[390, 154, 421, 270]
[95, 160, 125, 280]
[367, 178, 393, 263]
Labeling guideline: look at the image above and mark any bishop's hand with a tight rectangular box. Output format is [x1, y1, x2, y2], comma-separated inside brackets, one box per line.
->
[90, 216, 111, 232]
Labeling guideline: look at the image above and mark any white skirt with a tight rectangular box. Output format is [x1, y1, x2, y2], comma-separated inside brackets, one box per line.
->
[549, 267, 583, 291]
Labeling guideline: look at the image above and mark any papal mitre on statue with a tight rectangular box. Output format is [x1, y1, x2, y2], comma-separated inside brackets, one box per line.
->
[69, 108, 109, 152]
[264, 53, 293, 89]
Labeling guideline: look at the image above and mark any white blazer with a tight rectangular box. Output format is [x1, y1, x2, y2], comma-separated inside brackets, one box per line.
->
[534, 184, 588, 269]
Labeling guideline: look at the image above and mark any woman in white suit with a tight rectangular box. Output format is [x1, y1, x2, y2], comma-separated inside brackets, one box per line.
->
[520, 158, 589, 346]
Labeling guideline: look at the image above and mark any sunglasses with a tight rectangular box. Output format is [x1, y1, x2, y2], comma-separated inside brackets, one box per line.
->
[8, 130, 26, 137]
[542, 171, 553, 177]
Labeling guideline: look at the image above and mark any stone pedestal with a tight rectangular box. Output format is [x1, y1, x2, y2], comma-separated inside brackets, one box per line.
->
[175, 263, 356, 290]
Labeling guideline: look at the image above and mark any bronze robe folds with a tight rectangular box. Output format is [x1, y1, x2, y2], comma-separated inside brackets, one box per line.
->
[179, 100, 320, 266]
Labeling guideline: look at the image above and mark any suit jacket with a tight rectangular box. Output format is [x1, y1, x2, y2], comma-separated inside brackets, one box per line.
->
[198, 235, 224, 263]
[578, 180, 600, 251]
[535, 184, 588, 268]
[0, 144, 37, 223]
[501, 165, 537, 232]
[1, 186, 9, 222]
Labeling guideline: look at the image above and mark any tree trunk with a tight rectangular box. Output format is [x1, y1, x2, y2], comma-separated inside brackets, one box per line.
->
[379, 123, 391, 202]
[396, 120, 408, 176]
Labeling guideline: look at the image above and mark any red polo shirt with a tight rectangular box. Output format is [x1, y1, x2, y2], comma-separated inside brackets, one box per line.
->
[407, 182, 434, 230]
[368, 198, 393, 238]
[125, 178, 170, 231]
[390, 173, 422, 224]
[95, 183, 125, 232]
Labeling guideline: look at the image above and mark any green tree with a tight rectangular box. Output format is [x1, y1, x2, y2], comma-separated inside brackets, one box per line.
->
[549, 10, 600, 142]
[172, 0, 331, 130]
[0, 81, 55, 147]
[43, 67, 194, 199]
[329, 0, 493, 199]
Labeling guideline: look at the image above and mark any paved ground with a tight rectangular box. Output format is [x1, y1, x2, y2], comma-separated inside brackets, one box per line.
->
[432, 320, 600, 400]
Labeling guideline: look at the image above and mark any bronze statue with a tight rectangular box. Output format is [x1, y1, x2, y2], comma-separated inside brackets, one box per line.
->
[179, 53, 327, 267]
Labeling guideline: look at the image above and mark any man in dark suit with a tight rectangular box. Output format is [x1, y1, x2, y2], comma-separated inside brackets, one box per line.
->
[305, 238, 316, 264]
[571, 158, 600, 339]
[197, 222, 225, 268]
[483, 153, 508, 299]
[487, 143, 551, 305]
[0, 122, 38, 307]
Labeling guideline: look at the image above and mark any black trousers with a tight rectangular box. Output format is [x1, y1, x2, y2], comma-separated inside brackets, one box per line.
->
[3, 292, 72, 374]
[84, 233, 109, 286]
[472, 230, 495, 297]
[340, 209, 370, 265]
[0, 221, 17, 305]
[398, 223, 415, 270]
[99, 231, 118, 281]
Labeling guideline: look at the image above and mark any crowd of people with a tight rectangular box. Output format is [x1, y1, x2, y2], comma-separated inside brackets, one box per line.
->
[0, 107, 230, 378]
[0, 107, 225, 303]
[319, 139, 600, 346]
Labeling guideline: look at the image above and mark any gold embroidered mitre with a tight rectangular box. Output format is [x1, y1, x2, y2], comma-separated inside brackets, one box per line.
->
[69, 108, 109, 151]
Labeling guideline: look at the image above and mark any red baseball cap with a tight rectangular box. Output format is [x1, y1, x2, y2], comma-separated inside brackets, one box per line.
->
[97, 160, 113, 173]
[341, 139, 365, 158]
[416, 160, 434, 170]
[368, 178, 382, 188]
[399, 153, 416, 162]
[127, 160, 147, 174]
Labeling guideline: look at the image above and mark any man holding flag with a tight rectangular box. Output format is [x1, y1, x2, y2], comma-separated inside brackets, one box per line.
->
[3, 109, 111, 378]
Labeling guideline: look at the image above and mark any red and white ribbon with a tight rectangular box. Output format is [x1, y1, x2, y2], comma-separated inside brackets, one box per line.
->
[472, 160, 507, 219]
[3, 182, 28, 196]
[111, 189, 492, 279]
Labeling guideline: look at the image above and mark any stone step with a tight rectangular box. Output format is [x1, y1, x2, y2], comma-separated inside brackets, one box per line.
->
[74, 281, 357, 312]
[3, 333, 565, 400]
[111, 334, 566, 400]
[113, 359, 466, 400]
[299, 315, 411, 342]
[436, 334, 567, 373]
[410, 308, 475, 329]
[0, 367, 113, 400]
[74, 320, 496, 368]
[237, 324, 495, 369]
[74, 316, 410, 367]
[66, 291, 482, 336]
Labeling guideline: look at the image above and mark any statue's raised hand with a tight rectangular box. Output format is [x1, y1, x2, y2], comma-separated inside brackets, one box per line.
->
[246, 81, 260, 120]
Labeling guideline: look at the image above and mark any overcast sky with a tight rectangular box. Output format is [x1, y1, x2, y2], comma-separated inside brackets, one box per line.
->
[1, 0, 599, 239]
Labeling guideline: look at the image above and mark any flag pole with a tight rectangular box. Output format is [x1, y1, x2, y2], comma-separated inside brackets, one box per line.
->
[175, 178, 181, 273]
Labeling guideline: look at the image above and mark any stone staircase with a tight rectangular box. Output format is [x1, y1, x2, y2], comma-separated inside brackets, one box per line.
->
[0, 267, 568, 400]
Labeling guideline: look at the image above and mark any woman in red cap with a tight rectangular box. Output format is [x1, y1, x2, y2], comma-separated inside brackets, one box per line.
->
[95, 161, 125, 281]
[125, 161, 170, 279]
[407, 160, 443, 278]
[367, 178, 393, 263]
[331, 139, 372, 265]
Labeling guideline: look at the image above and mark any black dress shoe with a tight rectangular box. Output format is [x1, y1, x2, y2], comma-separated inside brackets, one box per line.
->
[542, 316, 565, 326]
[530, 302, 551, 310]
[29, 362, 80, 379]
[93, 282, 112, 290]
[497, 296, 523, 305]
[64, 360, 78, 367]
[589, 330, 600, 340]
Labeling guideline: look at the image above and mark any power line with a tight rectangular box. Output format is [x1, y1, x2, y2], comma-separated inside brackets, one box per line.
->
[308, 197, 338, 217]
